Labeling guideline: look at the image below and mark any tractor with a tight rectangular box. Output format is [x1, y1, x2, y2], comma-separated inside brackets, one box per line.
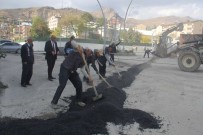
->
[152, 23, 203, 72]
[177, 34, 203, 72]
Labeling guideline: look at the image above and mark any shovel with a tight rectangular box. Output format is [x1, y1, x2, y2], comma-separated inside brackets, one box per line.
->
[114, 66, 122, 79]
[82, 53, 103, 101]
[98, 73, 112, 88]
[96, 61, 112, 87]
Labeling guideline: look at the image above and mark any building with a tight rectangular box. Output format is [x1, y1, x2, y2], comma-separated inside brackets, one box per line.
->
[134, 24, 147, 30]
[182, 20, 203, 34]
[21, 22, 32, 39]
[48, 15, 61, 31]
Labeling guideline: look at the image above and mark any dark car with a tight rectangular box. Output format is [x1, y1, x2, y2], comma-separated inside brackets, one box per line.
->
[0, 42, 22, 53]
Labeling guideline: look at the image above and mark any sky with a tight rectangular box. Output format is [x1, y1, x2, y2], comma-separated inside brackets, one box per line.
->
[1, 0, 203, 20]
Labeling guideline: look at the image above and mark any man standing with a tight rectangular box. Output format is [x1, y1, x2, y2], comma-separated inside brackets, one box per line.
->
[44, 35, 59, 81]
[21, 37, 34, 87]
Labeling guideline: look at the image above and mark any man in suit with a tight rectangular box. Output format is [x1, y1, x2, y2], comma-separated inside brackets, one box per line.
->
[21, 37, 34, 87]
[44, 35, 59, 81]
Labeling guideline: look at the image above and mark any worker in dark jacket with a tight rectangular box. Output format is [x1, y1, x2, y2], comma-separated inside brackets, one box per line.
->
[64, 35, 75, 56]
[108, 40, 121, 62]
[51, 45, 92, 107]
[83, 48, 99, 83]
[20, 37, 34, 87]
[95, 49, 115, 78]
[44, 35, 59, 81]
[143, 48, 151, 58]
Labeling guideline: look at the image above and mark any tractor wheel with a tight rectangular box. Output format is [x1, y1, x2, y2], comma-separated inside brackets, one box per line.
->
[178, 50, 201, 72]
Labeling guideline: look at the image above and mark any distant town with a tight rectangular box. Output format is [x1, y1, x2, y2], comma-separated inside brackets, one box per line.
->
[0, 7, 203, 45]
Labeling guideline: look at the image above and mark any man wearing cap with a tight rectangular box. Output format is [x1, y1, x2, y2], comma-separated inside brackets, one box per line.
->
[51, 44, 92, 107]
[64, 35, 75, 56]
[44, 35, 59, 81]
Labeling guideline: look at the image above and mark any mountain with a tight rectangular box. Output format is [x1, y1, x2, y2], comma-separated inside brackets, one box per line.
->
[0, 7, 86, 21]
[126, 16, 196, 27]
[0, 7, 197, 27]
[90, 7, 123, 21]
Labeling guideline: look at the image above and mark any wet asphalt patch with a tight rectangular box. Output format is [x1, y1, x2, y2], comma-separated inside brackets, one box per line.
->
[0, 63, 162, 135]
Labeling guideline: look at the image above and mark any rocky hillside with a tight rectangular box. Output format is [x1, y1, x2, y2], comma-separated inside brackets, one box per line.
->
[0, 6, 86, 21]
[127, 16, 195, 27]
[0, 7, 196, 27]
[91, 7, 123, 22]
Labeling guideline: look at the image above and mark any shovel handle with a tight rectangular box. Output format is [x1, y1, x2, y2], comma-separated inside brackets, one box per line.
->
[81, 53, 99, 96]
[98, 73, 111, 87]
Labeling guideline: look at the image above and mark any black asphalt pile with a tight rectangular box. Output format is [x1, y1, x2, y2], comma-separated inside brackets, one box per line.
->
[0, 63, 162, 135]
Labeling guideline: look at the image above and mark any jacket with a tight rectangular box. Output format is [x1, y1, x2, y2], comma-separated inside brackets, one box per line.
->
[62, 51, 84, 72]
[21, 43, 34, 64]
[44, 40, 59, 59]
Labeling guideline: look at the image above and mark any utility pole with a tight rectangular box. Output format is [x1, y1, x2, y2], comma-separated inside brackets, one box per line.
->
[124, 0, 133, 31]
[96, 0, 107, 51]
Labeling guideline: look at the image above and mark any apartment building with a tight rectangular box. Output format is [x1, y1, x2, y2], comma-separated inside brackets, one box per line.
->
[48, 15, 61, 31]
[183, 20, 203, 34]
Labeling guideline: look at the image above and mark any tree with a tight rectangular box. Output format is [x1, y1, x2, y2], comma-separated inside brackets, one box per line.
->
[30, 17, 51, 40]
[59, 14, 85, 37]
[81, 13, 94, 23]
[51, 27, 62, 37]
[96, 18, 104, 40]
[81, 13, 94, 39]
[120, 28, 141, 45]
[140, 35, 151, 43]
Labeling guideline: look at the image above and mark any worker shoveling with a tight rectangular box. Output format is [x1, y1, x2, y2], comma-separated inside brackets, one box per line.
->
[82, 53, 103, 101]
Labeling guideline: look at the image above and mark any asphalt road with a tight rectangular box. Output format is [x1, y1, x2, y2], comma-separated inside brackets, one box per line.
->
[0, 53, 203, 135]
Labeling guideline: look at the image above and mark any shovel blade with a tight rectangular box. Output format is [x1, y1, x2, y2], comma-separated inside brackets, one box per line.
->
[92, 94, 103, 101]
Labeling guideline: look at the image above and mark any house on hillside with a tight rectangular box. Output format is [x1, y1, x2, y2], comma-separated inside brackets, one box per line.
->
[48, 15, 61, 31]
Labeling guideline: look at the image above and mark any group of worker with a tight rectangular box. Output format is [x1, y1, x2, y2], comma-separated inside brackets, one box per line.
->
[20, 35, 120, 107]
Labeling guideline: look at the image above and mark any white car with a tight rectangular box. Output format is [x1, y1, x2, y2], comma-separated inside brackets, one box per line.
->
[0, 42, 22, 53]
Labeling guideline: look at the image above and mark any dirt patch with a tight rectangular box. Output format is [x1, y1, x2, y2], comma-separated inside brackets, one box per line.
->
[0, 63, 162, 135]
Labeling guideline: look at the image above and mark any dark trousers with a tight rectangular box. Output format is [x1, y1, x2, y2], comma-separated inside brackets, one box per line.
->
[110, 54, 114, 62]
[46, 57, 56, 78]
[21, 63, 33, 85]
[144, 52, 149, 58]
[52, 65, 82, 104]
[99, 63, 106, 77]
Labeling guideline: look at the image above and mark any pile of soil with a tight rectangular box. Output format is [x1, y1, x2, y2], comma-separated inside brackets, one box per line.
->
[0, 63, 162, 135]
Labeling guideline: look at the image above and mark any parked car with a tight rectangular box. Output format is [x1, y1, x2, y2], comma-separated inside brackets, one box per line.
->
[0, 42, 21, 53]
[0, 39, 12, 44]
